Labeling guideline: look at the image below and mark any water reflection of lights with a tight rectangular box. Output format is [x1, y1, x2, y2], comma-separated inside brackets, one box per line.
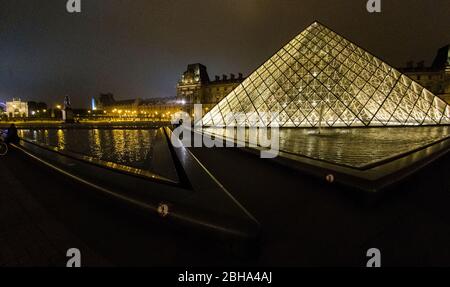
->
[57, 129, 65, 150]
[20, 129, 159, 171]
[203, 126, 450, 169]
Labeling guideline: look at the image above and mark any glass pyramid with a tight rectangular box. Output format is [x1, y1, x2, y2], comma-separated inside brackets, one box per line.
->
[202, 22, 450, 128]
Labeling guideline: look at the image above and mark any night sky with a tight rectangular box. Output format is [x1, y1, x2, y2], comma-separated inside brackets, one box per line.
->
[1, 0, 449, 108]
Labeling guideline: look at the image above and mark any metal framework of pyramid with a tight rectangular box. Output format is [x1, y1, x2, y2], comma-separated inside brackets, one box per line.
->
[202, 22, 450, 128]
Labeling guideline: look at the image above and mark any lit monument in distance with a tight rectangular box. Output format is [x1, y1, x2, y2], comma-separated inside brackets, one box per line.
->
[62, 95, 75, 124]
[5, 99, 28, 118]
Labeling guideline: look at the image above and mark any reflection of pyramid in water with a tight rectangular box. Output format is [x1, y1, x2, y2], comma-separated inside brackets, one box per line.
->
[202, 22, 450, 127]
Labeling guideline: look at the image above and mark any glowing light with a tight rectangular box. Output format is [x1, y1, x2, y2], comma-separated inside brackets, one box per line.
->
[91, 98, 97, 111]
[157, 203, 169, 217]
[326, 174, 335, 183]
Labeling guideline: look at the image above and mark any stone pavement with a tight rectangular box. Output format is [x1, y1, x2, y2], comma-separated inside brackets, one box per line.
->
[0, 150, 110, 267]
[189, 146, 450, 266]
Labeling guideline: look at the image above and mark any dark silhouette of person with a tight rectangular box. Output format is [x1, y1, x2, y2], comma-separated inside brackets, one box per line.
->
[6, 124, 19, 144]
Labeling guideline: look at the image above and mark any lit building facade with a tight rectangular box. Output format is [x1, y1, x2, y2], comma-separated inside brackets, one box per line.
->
[96, 94, 183, 120]
[95, 65, 246, 119]
[399, 45, 450, 104]
[6, 98, 28, 118]
[177, 63, 245, 113]
[202, 22, 450, 127]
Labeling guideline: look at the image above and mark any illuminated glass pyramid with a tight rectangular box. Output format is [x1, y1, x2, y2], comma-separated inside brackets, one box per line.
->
[202, 22, 450, 127]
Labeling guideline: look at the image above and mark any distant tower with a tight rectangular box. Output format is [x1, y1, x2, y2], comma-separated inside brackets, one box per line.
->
[62, 95, 75, 123]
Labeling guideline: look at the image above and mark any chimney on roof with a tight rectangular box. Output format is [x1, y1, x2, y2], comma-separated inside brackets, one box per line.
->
[238, 73, 243, 79]
[215, 75, 220, 81]
[222, 74, 228, 81]
[230, 73, 235, 80]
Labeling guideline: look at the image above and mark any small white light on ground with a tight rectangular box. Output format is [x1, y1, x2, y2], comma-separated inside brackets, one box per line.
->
[157, 203, 170, 217]
[326, 174, 335, 183]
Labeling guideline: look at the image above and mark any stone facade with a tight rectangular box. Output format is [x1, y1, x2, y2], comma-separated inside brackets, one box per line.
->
[96, 94, 182, 120]
[176, 63, 244, 113]
[93, 65, 245, 120]
[6, 98, 28, 118]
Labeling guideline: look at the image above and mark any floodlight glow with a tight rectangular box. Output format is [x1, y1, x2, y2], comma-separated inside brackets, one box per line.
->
[202, 22, 450, 128]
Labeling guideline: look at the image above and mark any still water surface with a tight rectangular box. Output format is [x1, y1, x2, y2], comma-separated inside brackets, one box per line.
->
[19, 126, 450, 170]
[19, 129, 159, 170]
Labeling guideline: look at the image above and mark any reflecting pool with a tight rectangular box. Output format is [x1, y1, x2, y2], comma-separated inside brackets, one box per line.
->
[202, 126, 450, 169]
[19, 128, 165, 171]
